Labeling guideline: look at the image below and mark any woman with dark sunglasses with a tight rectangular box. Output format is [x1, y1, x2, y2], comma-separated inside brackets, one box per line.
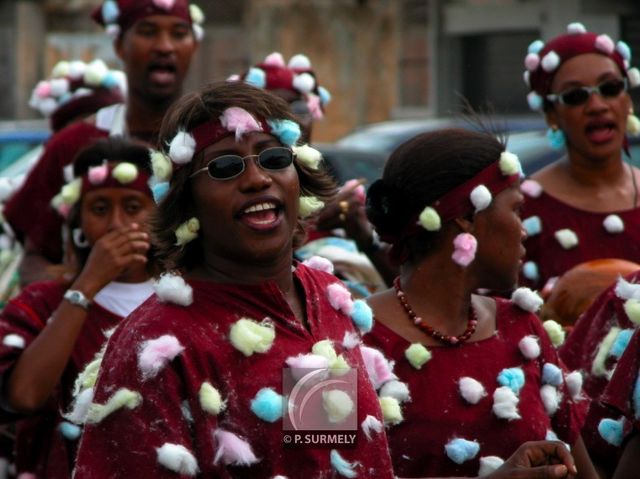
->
[519, 22, 640, 293]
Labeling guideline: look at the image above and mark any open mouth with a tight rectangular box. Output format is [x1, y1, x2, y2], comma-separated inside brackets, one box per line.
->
[237, 200, 284, 230]
[147, 62, 177, 86]
[585, 119, 617, 144]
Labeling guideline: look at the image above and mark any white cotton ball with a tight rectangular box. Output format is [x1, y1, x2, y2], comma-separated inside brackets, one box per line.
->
[554, 229, 578, 249]
[541, 51, 560, 72]
[361, 415, 383, 441]
[565, 371, 583, 400]
[38, 98, 58, 116]
[478, 456, 505, 477]
[567, 22, 587, 34]
[540, 384, 561, 416]
[68, 60, 87, 80]
[627, 68, 640, 89]
[511, 287, 543, 313]
[459, 377, 487, 404]
[603, 214, 624, 233]
[518, 335, 541, 360]
[288, 54, 312, 69]
[615, 276, 640, 300]
[492, 386, 521, 420]
[83, 59, 109, 86]
[169, 131, 196, 165]
[156, 443, 199, 476]
[323, 389, 354, 423]
[341, 331, 361, 350]
[153, 273, 193, 306]
[49, 78, 70, 97]
[64, 387, 94, 424]
[470, 185, 492, 212]
[523, 70, 531, 87]
[292, 73, 315, 94]
[2, 334, 25, 349]
[379, 380, 411, 403]
[52, 60, 71, 78]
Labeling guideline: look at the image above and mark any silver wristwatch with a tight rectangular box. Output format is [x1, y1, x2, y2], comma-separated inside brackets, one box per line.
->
[63, 289, 91, 310]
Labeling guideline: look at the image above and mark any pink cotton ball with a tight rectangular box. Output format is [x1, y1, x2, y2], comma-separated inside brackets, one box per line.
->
[220, 107, 262, 142]
[35, 81, 51, 99]
[264, 52, 286, 67]
[138, 335, 185, 380]
[57, 203, 72, 219]
[307, 94, 324, 121]
[451, 233, 477, 267]
[595, 34, 615, 55]
[285, 353, 330, 382]
[327, 283, 354, 315]
[521, 179, 543, 198]
[524, 53, 540, 72]
[88, 164, 109, 185]
[152, 0, 175, 10]
[302, 255, 334, 274]
[213, 429, 259, 466]
[360, 346, 396, 390]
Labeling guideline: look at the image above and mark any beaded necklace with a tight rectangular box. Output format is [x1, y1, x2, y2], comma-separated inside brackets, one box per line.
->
[393, 277, 477, 346]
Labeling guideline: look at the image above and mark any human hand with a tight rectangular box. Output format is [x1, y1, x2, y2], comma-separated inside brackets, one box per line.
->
[488, 441, 577, 479]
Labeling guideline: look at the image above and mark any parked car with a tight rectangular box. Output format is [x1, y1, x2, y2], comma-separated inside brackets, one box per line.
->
[0, 120, 49, 174]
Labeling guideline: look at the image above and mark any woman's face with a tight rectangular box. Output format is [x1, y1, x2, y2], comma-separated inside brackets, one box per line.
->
[471, 184, 526, 291]
[81, 187, 155, 245]
[190, 132, 300, 265]
[546, 53, 631, 161]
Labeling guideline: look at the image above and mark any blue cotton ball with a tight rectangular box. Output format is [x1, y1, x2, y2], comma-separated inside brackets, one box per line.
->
[522, 261, 539, 282]
[152, 181, 170, 204]
[633, 376, 640, 420]
[444, 438, 480, 464]
[542, 363, 563, 386]
[522, 216, 542, 236]
[318, 86, 332, 105]
[350, 299, 373, 333]
[267, 119, 301, 147]
[330, 449, 357, 478]
[58, 92, 72, 105]
[250, 387, 284, 423]
[102, 0, 120, 24]
[497, 367, 525, 394]
[245, 67, 266, 89]
[59, 421, 82, 440]
[101, 71, 119, 89]
[598, 417, 624, 446]
[547, 128, 566, 150]
[617, 40, 632, 61]
[528, 39, 545, 54]
[611, 329, 634, 359]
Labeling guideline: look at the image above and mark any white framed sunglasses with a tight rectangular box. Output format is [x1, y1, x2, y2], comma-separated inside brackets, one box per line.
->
[190, 147, 295, 181]
[546, 78, 628, 106]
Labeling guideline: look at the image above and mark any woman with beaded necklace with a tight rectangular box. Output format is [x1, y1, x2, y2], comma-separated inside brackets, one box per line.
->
[362, 128, 598, 478]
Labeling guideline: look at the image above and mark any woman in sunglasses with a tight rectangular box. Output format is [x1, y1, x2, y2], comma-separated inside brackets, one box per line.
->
[520, 22, 640, 292]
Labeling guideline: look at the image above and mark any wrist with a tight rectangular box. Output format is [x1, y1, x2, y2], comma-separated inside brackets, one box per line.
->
[63, 289, 91, 310]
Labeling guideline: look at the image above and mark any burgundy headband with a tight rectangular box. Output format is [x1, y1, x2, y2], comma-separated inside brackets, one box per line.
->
[92, 0, 192, 33]
[190, 117, 273, 158]
[80, 163, 152, 197]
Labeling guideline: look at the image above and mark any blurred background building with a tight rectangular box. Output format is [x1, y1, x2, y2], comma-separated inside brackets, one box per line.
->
[1, 0, 639, 142]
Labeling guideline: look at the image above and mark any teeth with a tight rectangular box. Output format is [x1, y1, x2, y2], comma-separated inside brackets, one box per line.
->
[244, 202, 277, 214]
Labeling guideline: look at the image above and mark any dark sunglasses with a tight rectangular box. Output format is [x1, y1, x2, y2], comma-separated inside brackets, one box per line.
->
[190, 146, 295, 181]
[546, 78, 628, 106]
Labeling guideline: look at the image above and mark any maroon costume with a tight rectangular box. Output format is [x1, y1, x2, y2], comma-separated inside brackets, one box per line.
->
[364, 297, 587, 478]
[75, 265, 394, 478]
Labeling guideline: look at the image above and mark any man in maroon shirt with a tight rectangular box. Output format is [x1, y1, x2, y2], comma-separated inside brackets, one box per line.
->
[5, 0, 202, 285]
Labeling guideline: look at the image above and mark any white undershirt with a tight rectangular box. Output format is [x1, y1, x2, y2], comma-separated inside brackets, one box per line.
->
[93, 280, 154, 317]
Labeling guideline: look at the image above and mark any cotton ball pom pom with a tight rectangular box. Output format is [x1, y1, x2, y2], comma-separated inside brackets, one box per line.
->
[499, 151, 520, 176]
[68, 60, 87, 80]
[293, 73, 316, 94]
[112, 162, 138, 184]
[220, 107, 263, 142]
[445, 438, 480, 465]
[288, 54, 312, 69]
[360, 346, 396, 389]
[293, 144, 322, 170]
[452, 233, 477, 267]
[101, 0, 120, 23]
[229, 318, 275, 357]
[543, 320, 566, 347]
[156, 443, 199, 476]
[61, 178, 82, 205]
[330, 449, 358, 478]
[418, 206, 441, 231]
[152, 182, 170, 204]
[523, 70, 531, 88]
[153, 0, 176, 10]
[492, 386, 521, 420]
[595, 34, 615, 54]
[522, 215, 542, 236]
[285, 353, 329, 382]
[149, 150, 173, 181]
[511, 287, 543, 313]
[138, 335, 184, 380]
[65, 387, 94, 425]
[323, 389, 354, 423]
[602, 214, 625, 234]
[49, 78, 69, 97]
[554, 228, 579, 249]
[312, 339, 338, 362]
[245, 67, 266, 88]
[200, 382, 225, 416]
[2, 334, 25, 349]
[611, 328, 634, 358]
[459, 377, 487, 404]
[361, 415, 383, 440]
[497, 367, 525, 394]
[298, 196, 325, 218]
[154, 273, 193, 306]
[266, 119, 301, 147]
[521, 179, 543, 198]
[518, 335, 541, 359]
[541, 51, 560, 72]
[106, 24, 121, 40]
[192, 24, 204, 42]
[84, 59, 109, 86]
[615, 276, 640, 300]
[540, 384, 561, 416]
[633, 376, 640, 419]
[567, 22, 586, 34]
[58, 421, 82, 440]
[524, 53, 540, 72]
[527, 91, 543, 111]
[379, 380, 411, 403]
[175, 217, 200, 246]
[189, 4, 205, 24]
[565, 371, 583, 400]
[263, 52, 286, 67]
[478, 456, 505, 477]
[85, 388, 142, 424]
[88, 164, 109, 185]
[342, 331, 361, 350]
[350, 299, 373, 333]
[624, 299, 640, 325]
[379, 396, 403, 425]
[318, 86, 332, 105]
[251, 388, 284, 423]
[598, 417, 625, 446]
[405, 343, 431, 370]
[542, 363, 563, 386]
[627, 114, 640, 136]
[38, 98, 58, 117]
[52, 60, 71, 78]
[617, 40, 632, 61]
[169, 131, 196, 165]
[627, 68, 640, 89]
[470, 185, 492, 212]
[213, 429, 259, 466]
[302, 255, 334, 274]
[528, 39, 545, 54]
[327, 282, 354, 315]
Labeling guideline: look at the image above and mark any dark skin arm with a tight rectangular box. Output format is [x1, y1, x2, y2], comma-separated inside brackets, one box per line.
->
[5, 225, 149, 413]
[612, 431, 640, 479]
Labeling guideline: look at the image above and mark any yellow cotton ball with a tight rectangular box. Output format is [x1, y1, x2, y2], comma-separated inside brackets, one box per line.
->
[542, 320, 566, 347]
[199, 382, 225, 415]
[379, 396, 403, 425]
[175, 217, 200, 246]
[624, 299, 640, 325]
[404, 343, 431, 370]
[418, 207, 441, 231]
[329, 354, 351, 376]
[85, 388, 142, 424]
[322, 389, 354, 423]
[499, 151, 520, 176]
[112, 162, 139, 184]
[312, 339, 337, 362]
[293, 144, 322, 170]
[229, 318, 276, 356]
[51, 193, 64, 210]
[52, 60, 71, 78]
[189, 4, 205, 24]
[61, 178, 82, 205]
[299, 196, 325, 218]
[149, 149, 173, 181]
[627, 114, 640, 136]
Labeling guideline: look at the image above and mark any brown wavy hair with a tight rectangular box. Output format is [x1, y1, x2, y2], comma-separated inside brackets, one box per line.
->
[151, 80, 336, 272]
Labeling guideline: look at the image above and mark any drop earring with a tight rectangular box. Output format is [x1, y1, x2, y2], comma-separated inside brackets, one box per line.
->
[546, 126, 566, 150]
[72, 228, 90, 248]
